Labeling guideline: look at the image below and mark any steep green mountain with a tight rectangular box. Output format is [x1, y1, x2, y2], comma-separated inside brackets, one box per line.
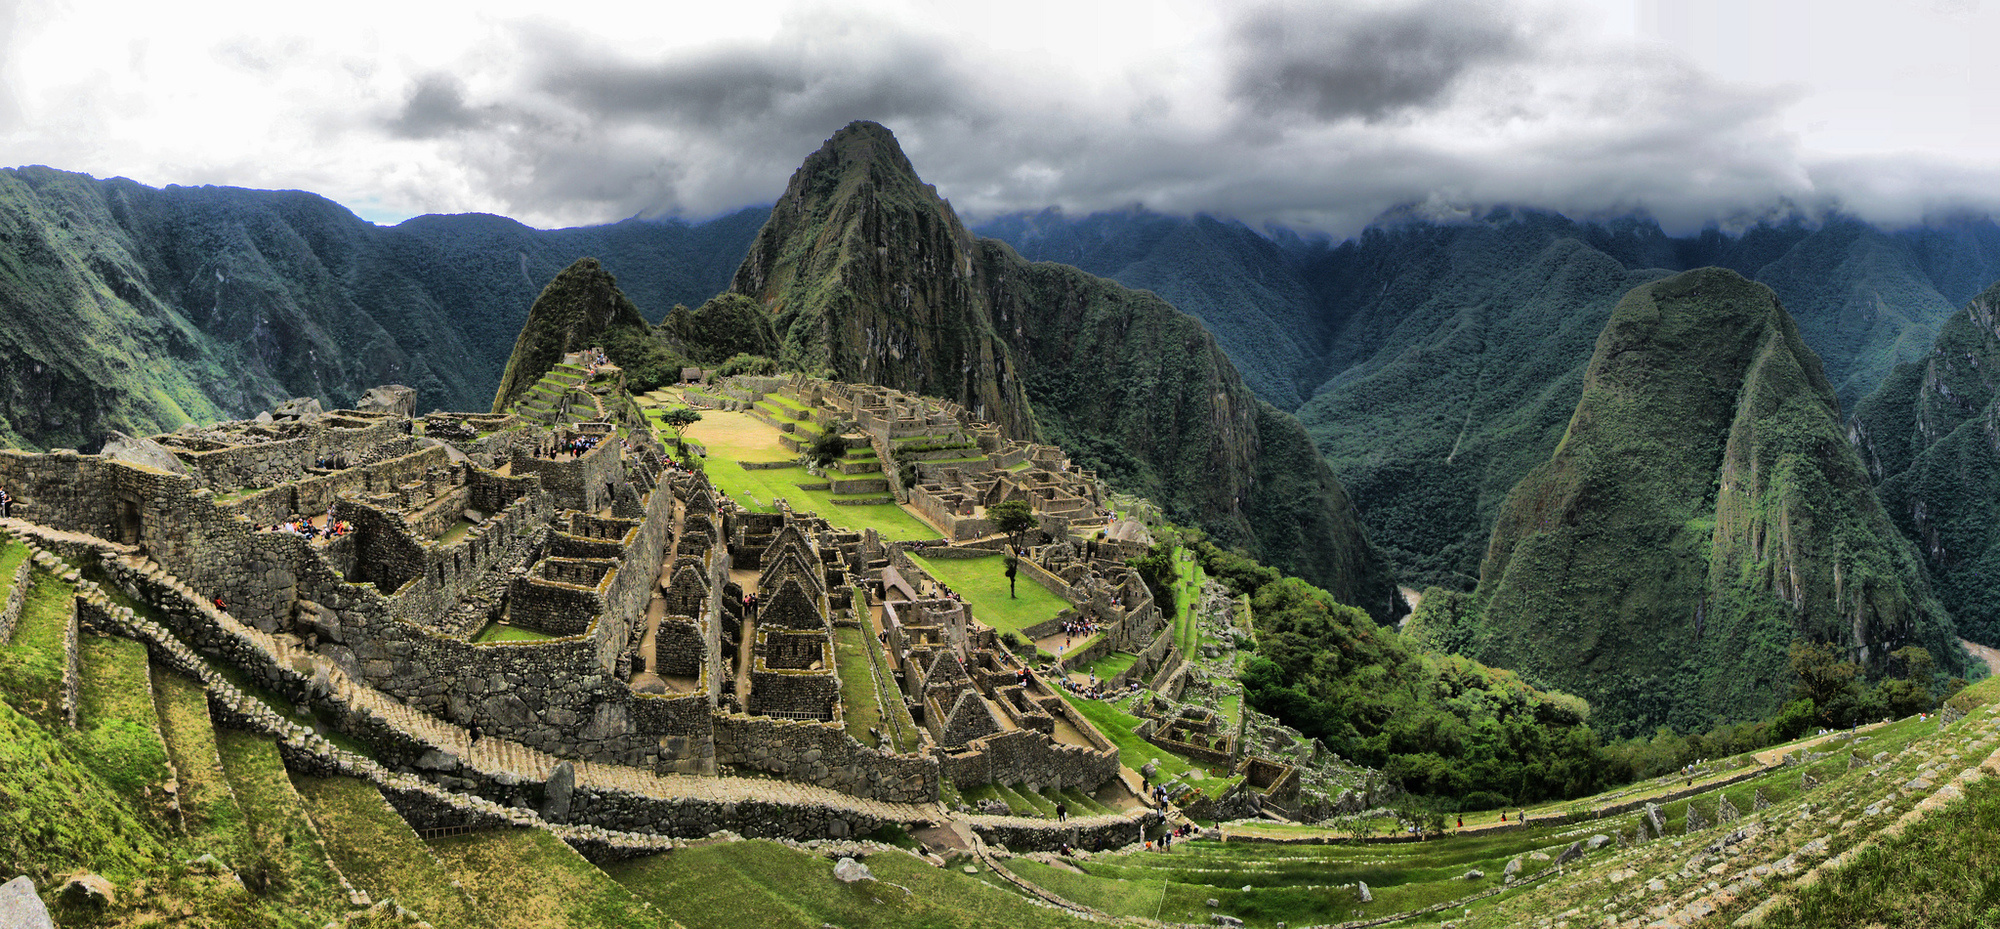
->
[981, 208, 2000, 590]
[732, 122, 1400, 617]
[0, 166, 760, 450]
[1850, 280, 2000, 644]
[1468, 268, 1966, 736]
[491, 257, 686, 410]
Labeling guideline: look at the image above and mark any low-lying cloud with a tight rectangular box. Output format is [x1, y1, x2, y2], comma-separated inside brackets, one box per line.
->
[6, 0, 1991, 236]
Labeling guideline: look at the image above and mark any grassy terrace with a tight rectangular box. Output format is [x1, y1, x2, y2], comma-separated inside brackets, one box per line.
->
[834, 624, 920, 753]
[911, 553, 1068, 637]
[294, 775, 481, 929]
[216, 728, 346, 903]
[1171, 548, 1206, 656]
[152, 667, 250, 861]
[0, 568, 72, 726]
[676, 409, 935, 541]
[606, 838, 1096, 929]
[1059, 691, 1237, 798]
[428, 827, 663, 929]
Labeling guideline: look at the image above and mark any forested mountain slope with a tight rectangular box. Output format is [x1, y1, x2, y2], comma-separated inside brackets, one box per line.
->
[1850, 280, 2000, 645]
[981, 208, 2000, 588]
[1465, 268, 1966, 736]
[0, 165, 759, 449]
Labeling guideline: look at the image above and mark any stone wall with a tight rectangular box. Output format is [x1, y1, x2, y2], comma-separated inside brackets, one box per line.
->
[712, 713, 940, 802]
[970, 814, 1148, 854]
[176, 419, 403, 492]
[0, 552, 32, 643]
[938, 727, 1121, 792]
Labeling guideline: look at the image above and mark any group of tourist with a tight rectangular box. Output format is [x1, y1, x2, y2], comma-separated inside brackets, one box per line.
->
[0, 485, 12, 518]
[541, 434, 602, 460]
[311, 454, 346, 469]
[1059, 614, 1104, 648]
[254, 511, 352, 539]
[1057, 673, 1136, 702]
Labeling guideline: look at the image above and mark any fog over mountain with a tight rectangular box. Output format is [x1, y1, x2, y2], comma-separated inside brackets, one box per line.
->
[5, 0, 2000, 236]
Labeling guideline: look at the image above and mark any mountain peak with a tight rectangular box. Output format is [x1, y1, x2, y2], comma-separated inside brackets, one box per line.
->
[490, 256, 649, 412]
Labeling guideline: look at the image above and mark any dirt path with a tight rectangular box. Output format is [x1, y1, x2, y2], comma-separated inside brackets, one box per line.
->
[1962, 637, 2000, 677]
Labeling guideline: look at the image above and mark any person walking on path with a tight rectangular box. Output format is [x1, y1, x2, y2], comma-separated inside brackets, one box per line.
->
[1055, 801, 1067, 822]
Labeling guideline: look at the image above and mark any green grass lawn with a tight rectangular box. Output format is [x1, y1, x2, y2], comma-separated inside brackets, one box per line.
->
[911, 554, 1068, 636]
[604, 838, 1098, 929]
[1083, 651, 1138, 681]
[473, 622, 559, 644]
[834, 625, 892, 748]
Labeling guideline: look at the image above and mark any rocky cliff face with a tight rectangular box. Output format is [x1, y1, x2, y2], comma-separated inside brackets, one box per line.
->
[1850, 281, 2000, 644]
[730, 122, 1036, 438]
[1474, 268, 1965, 735]
[733, 122, 1399, 617]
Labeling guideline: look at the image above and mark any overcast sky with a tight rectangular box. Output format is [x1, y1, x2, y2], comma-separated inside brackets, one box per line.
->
[3, 0, 1996, 234]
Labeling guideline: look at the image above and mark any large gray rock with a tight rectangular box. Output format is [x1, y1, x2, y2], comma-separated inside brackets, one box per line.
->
[272, 397, 323, 422]
[1554, 840, 1585, 865]
[0, 876, 53, 929]
[541, 761, 576, 822]
[1502, 857, 1523, 883]
[1356, 881, 1371, 903]
[1586, 833, 1613, 850]
[416, 437, 470, 464]
[356, 384, 417, 418]
[99, 430, 188, 475]
[832, 857, 873, 883]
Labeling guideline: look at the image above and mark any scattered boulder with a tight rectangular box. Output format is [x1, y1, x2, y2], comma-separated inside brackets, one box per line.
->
[541, 761, 576, 822]
[1553, 841, 1584, 865]
[1644, 802, 1666, 837]
[58, 873, 114, 907]
[356, 384, 417, 418]
[1586, 834, 1612, 850]
[1461, 869, 1484, 881]
[1356, 881, 1372, 903]
[99, 430, 189, 475]
[832, 857, 873, 883]
[0, 876, 53, 929]
[1684, 802, 1708, 833]
[1205, 898, 1220, 908]
[272, 397, 324, 423]
[1212, 916, 1244, 927]
[1141, 760, 1160, 780]
[1503, 858, 1523, 883]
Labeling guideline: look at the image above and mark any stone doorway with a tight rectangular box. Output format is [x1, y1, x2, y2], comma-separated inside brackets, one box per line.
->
[117, 497, 142, 547]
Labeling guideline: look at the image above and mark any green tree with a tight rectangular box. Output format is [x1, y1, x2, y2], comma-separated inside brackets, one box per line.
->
[660, 407, 702, 451]
[808, 430, 849, 468]
[1789, 640, 1863, 727]
[988, 499, 1037, 552]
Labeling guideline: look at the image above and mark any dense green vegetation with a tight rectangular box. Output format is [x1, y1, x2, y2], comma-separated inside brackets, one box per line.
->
[660, 292, 778, 364]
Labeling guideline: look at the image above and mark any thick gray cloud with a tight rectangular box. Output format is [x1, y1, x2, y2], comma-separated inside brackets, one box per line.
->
[281, 0, 1994, 236]
[386, 73, 491, 139]
[1228, 0, 1537, 122]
